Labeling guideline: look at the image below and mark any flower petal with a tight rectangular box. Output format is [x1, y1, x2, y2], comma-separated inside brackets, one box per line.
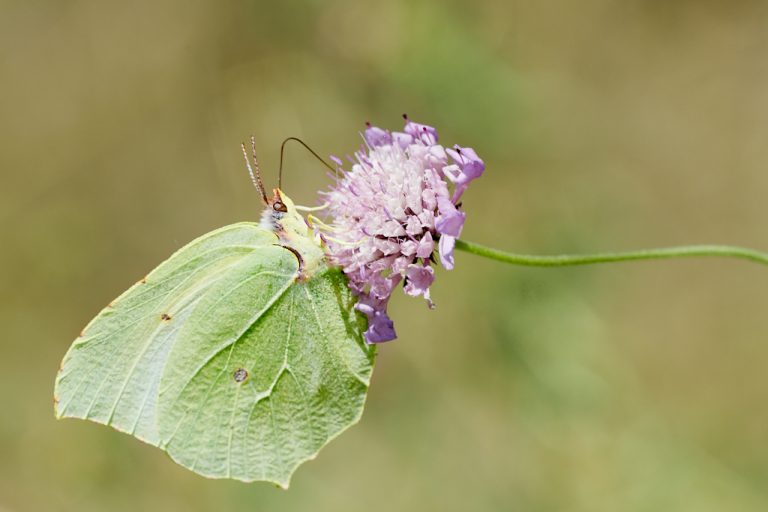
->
[404, 119, 439, 145]
[446, 146, 485, 180]
[392, 132, 413, 149]
[365, 311, 396, 343]
[439, 235, 456, 270]
[435, 197, 465, 237]
[355, 293, 397, 343]
[364, 124, 392, 147]
[415, 231, 435, 259]
[404, 264, 435, 299]
[445, 145, 485, 201]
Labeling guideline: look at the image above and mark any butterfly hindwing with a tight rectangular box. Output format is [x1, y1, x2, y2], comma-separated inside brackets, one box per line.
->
[157, 264, 374, 488]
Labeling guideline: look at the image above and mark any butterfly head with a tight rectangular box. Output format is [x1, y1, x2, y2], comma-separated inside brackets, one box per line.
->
[261, 188, 310, 238]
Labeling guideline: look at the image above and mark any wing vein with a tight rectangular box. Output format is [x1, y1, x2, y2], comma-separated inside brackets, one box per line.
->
[162, 272, 296, 447]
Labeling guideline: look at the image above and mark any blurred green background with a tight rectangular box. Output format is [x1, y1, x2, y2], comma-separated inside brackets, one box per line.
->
[3, 1, 768, 510]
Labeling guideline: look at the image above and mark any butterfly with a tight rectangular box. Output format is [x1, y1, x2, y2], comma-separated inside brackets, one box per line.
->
[53, 137, 375, 488]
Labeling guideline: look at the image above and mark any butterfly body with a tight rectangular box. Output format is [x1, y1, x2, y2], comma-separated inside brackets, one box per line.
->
[264, 189, 326, 281]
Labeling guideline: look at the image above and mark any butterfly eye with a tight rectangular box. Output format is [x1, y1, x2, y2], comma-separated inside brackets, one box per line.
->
[272, 201, 288, 213]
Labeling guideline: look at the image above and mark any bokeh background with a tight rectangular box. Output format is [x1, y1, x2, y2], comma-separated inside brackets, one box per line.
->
[3, 1, 768, 510]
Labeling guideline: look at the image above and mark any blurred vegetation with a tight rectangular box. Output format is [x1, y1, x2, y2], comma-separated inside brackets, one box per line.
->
[2, 1, 768, 510]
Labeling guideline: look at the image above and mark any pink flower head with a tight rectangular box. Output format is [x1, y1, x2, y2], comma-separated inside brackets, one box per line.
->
[322, 117, 485, 343]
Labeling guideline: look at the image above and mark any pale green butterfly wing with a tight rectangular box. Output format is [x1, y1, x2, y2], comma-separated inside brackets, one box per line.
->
[54, 222, 276, 443]
[54, 217, 375, 487]
[157, 263, 373, 488]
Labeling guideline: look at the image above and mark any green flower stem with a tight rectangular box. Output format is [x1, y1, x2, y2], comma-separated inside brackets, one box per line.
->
[454, 239, 768, 268]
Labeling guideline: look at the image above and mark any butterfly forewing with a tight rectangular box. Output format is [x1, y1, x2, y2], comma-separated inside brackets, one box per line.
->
[54, 223, 278, 443]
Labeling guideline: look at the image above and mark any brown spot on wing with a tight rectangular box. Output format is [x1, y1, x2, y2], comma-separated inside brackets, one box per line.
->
[161, 313, 172, 321]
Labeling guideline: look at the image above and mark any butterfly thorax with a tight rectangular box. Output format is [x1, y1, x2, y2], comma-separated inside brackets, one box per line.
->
[262, 189, 326, 279]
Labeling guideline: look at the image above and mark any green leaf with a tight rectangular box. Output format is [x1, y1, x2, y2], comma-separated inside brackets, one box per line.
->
[54, 222, 375, 488]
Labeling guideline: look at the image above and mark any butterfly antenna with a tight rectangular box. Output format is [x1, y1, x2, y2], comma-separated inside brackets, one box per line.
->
[279, 137, 336, 190]
[240, 137, 269, 205]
